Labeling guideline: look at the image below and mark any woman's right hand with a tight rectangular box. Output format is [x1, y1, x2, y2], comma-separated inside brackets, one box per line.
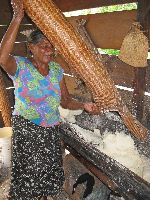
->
[11, 0, 24, 20]
[0, 0, 24, 75]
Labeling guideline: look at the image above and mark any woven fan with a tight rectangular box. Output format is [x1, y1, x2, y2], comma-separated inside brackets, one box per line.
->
[118, 22, 149, 67]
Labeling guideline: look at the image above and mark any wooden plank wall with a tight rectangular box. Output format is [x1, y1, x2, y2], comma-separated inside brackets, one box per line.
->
[0, 10, 138, 49]
[0, 0, 150, 128]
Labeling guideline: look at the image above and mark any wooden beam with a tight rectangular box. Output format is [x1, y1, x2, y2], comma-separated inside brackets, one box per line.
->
[54, 0, 137, 12]
[68, 10, 137, 49]
[137, 0, 150, 40]
[132, 69, 146, 120]
[145, 65, 150, 93]
[132, 0, 150, 121]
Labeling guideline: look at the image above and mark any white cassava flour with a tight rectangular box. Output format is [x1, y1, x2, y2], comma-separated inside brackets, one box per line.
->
[71, 123, 150, 183]
[58, 107, 150, 183]
[58, 106, 83, 123]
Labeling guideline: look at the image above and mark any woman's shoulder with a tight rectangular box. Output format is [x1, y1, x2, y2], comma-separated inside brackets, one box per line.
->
[14, 56, 29, 65]
[49, 61, 64, 82]
[49, 61, 61, 68]
[49, 61, 64, 72]
[9, 56, 29, 79]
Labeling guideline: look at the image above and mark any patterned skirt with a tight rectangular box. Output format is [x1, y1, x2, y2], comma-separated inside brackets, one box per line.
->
[9, 115, 65, 200]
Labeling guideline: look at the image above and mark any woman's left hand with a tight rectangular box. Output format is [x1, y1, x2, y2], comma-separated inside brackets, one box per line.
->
[83, 103, 100, 114]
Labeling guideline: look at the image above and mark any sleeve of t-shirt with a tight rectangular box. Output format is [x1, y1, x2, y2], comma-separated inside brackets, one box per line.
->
[57, 64, 64, 82]
[8, 56, 26, 80]
[53, 62, 64, 82]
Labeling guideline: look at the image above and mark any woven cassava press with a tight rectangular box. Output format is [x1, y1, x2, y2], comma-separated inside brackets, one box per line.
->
[0, 69, 11, 127]
[118, 22, 149, 67]
[23, 0, 148, 141]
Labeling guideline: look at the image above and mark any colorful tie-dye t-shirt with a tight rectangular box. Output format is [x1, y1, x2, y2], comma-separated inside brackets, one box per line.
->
[10, 56, 64, 127]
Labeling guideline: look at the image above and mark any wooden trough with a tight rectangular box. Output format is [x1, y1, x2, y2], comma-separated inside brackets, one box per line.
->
[60, 123, 150, 200]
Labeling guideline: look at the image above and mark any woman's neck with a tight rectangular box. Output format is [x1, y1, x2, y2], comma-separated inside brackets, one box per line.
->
[31, 58, 49, 76]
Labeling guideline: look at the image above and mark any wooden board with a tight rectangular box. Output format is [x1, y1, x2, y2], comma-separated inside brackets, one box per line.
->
[0, 0, 137, 24]
[68, 10, 137, 49]
[0, 8, 137, 49]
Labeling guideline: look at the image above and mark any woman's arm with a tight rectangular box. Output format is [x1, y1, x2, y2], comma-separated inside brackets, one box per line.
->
[60, 77, 84, 110]
[60, 77, 100, 114]
[0, 0, 24, 76]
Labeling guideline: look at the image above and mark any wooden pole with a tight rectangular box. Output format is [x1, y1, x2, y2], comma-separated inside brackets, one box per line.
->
[132, 0, 150, 121]
[0, 68, 12, 127]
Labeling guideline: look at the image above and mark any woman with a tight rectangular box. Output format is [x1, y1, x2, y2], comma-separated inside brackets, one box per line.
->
[0, 0, 99, 200]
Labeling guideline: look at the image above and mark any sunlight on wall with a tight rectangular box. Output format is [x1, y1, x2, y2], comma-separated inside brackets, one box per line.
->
[64, 3, 137, 17]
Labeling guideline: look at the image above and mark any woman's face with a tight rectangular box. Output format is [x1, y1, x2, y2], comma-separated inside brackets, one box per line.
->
[29, 38, 54, 64]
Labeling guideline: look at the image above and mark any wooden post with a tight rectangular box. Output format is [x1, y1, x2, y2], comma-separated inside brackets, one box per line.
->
[0, 68, 12, 127]
[132, 0, 150, 121]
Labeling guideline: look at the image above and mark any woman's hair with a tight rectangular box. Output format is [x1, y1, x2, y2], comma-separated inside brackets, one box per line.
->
[26, 29, 56, 58]
[27, 29, 46, 44]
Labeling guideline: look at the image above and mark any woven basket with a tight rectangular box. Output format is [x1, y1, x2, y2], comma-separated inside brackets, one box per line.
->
[118, 22, 149, 67]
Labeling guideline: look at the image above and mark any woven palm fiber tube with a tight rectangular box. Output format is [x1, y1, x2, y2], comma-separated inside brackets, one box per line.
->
[0, 70, 11, 127]
[23, 0, 148, 140]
